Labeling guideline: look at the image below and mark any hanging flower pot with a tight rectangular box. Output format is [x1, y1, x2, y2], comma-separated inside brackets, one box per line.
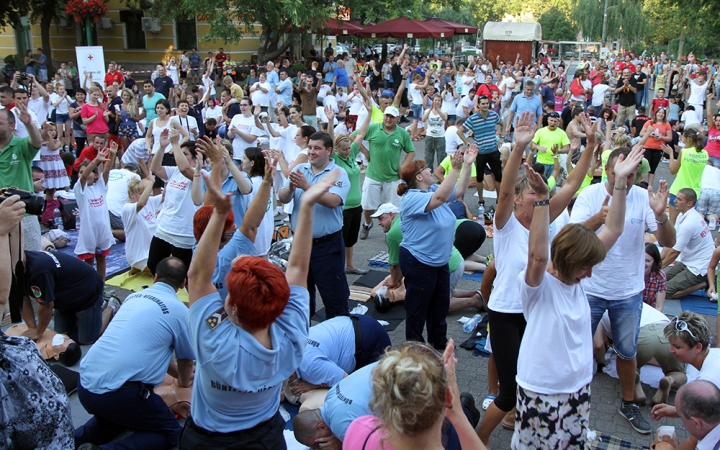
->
[93, 16, 102, 23]
[74, 15, 83, 22]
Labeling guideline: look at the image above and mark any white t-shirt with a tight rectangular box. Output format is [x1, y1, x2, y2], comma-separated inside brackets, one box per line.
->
[203, 105, 222, 122]
[347, 95, 364, 115]
[548, 208, 570, 243]
[336, 92, 348, 108]
[460, 76, 475, 97]
[426, 111, 445, 138]
[570, 183, 657, 299]
[156, 166, 200, 239]
[106, 169, 141, 216]
[250, 82, 271, 107]
[441, 91, 457, 115]
[489, 212, 530, 313]
[246, 176, 274, 256]
[12, 107, 40, 138]
[409, 83, 423, 105]
[73, 177, 114, 255]
[229, 114, 262, 160]
[457, 95, 475, 119]
[500, 76, 515, 101]
[698, 348, 720, 390]
[592, 84, 610, 107]
[318, 84, 332, 101]
[50, 93, 72, 115]
[673, 207, 715, 276]
[201, 75, 216, 98]
[517, 270, 593, 394]
[701, 165, 720, 191]
[122, 195, 162, 267]
[444, 126, 464, 155]
[601, 302, 668, 339]
[323, 94, 339, 114]
[171, 115, 199, 141]
[29, 96, 50, 122]
[687, 80, 709, 105]
[681, 110, 700, 126]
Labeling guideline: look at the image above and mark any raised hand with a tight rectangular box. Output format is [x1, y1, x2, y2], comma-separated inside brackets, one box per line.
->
[450, 149, 464, 170]
[159, 129, 170, 150]
[167, 128, 180, 145]
[648, 179, 670, 217]
[464, 144, 478, 165]
[94, 148, 110, 165]
[196, 136, 222, 164]
[524, 163, 548, 197]
[513, 111, 536, 147]
[14, 101, 31, 125]
[325, 105, 335, 122]
[264, 153, 277, 182]
[302, 169, 339, 205]
[108, 140, 119, 155]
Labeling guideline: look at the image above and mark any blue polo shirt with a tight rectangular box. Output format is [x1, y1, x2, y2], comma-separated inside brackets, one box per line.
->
[509, 93, 543, 126]
[324, 62, 338, 83]
[186, 285, 309, 432]
[80, 282, 195, 394]
[285, 160, 350, 238]
[319, 362, 376, 441]
[211, 230, 255, 301]
[266, 70, 279, 90]
[463, 110, 501, 154]
[201, 169, 252, 228]
[400, 184, 457, 267]
[297, 316, 356, 386]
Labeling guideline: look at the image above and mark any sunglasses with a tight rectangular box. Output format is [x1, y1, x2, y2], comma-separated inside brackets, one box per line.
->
[670, 316, 697, 340]
[477, 95, 488, 100]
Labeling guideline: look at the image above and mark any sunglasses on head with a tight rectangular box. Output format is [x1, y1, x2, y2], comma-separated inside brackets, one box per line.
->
[670, 316, 697, 340]
[477, 95, 488, 100]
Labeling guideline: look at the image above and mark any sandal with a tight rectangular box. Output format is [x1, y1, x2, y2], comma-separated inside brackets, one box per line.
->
[482, 394, 496, 411]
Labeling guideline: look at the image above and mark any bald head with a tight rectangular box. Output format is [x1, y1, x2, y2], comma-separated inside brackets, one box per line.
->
[293, 409, 331, 445]
[677, 380, 720, 441]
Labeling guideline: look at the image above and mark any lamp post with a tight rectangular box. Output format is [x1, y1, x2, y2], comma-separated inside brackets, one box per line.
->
[83, 0, 93, 46]
[601, 0, 610, 46]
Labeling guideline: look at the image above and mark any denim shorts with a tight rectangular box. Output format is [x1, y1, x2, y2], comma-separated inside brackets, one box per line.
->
[587, 293, 642, 359]
[55, 113, 72, 124]
[411, 103, 423, 119]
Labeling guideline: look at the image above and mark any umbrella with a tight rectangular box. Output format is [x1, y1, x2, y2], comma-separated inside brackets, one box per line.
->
[357, 17, 454, 39]
[423, 18, 477, 35]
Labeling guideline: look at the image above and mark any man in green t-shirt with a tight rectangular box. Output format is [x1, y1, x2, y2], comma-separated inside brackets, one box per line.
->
[529, 112, 570, 179]
[359, 106, 415, 240]
[0, 103, 42, 251]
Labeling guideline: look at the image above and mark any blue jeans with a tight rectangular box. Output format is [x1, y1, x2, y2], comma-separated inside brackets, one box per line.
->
[542, 163, 555, 179]
[399, 246, 450, 349]
[53, 294, 102, 345]
[587, 293, 643, 359]
[635, 90, 645, 109]
[308, 233, 350, 320]
[75, 380, 182, 450]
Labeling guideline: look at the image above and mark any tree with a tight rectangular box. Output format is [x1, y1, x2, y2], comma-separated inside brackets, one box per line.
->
[30, 0, 63, 74]
[537, 6, 577, 41]
[0, 0, 31, 28]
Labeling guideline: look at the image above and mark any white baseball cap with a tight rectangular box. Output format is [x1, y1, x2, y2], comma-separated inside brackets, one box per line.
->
[370, 203, 400, 218]
[384, 106, 400, 117]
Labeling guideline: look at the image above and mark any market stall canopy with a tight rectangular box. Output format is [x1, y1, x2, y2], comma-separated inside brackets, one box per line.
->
[482, 22, 542, 42]
[357, 17, 455, 39]
[424, 18, 478, 35]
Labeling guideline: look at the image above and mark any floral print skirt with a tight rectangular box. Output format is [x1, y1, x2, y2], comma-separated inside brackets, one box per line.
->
[511, 383, 591, 450]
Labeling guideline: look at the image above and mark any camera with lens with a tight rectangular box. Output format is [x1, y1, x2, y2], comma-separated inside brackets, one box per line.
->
[0, 188, 45, 216]
[444, 83, 452, 91]
[18, 72, 28, 80]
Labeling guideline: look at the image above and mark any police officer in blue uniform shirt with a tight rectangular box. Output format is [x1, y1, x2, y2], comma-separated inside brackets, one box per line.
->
[291, 315, 390, 393]
[180, 158, 338, 449]
[279, 131, 351, 319]
[75, 257, 195, 450]
[17, 250, 105, 344]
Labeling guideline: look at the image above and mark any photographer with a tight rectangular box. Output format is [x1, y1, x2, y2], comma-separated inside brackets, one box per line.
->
[0, 101, 43, 251]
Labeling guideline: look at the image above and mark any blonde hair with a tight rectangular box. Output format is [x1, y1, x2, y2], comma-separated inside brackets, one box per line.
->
[121, 88, 138, 117]
[613, 128, 629, 148]
[334, 133, 351, 149]
[551, 223, 606, 282]
[664, 311, 711, 350]
[127, 178, 148, 196]
[370, 343, 447, 439]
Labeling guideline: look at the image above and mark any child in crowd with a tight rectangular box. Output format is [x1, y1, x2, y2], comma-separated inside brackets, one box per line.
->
[122, 175, 163, 275]
[74, 143, 117, 281]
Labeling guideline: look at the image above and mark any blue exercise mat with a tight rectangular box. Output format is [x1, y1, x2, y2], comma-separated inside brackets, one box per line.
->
[679, 290, 718, 316]
[54, 229, 129, 277]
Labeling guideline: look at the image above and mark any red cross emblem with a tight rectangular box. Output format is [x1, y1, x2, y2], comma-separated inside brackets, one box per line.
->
[87, 54, 94, 60]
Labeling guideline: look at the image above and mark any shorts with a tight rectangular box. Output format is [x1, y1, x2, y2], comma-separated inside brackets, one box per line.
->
[449, 260, 464, 293]
[109, 211, 124, 230]
[55, 113, 72, 124]
[342, 205, 363, 248]
[361, 177, 401, 211]
[180, 70, 187, 79]
[511, 384, 591, 450]
[53, 294, 103, 345]
[636, 322, 686, 375]
[697, 188, 720, 216]
[588, 293, 642, 360]
[475, 151, 503, 183]
[77, 248, 111, 260]
[665, 261, 708, 298]
[118, 124, 139, 140]
[411, 103, 423, 119]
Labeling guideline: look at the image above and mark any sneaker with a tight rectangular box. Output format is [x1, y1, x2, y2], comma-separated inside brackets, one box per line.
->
[460, 392, 481, 427]
[619, 402, 652, 434]
[360, 223, 372, 240]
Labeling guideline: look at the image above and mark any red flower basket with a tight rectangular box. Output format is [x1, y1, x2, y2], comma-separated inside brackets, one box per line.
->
[65, 0, 109, 19]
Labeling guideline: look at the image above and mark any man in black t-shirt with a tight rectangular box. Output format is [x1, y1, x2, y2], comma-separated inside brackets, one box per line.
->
[18, 250, 112, 344]
[153, 63, 174, 99]
[630, 106, 650, 138]
[391, 43, 409, 117]
[613, 68, 638, 127]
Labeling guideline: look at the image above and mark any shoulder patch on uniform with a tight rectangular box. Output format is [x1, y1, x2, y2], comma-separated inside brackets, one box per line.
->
[31, 286, 42, 299]
[205, 306, 228, 330]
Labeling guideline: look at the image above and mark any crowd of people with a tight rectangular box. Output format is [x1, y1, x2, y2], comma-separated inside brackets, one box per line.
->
[2, 42, 720, 450]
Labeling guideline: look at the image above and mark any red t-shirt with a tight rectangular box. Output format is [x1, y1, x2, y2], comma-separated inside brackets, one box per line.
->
[588, 70, 604, 86]
[476, 84, 499, 98]
[651, 98, 669, 116]
[613, 62, 625, 72]
[104, 71, 123, 87]
[215, 53, 227, 64]
[73, 146, 99, 173]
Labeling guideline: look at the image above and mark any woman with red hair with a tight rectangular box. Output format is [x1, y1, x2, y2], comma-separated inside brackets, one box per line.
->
[396, 144, 478, 350]
[181, 144, 340, 448]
